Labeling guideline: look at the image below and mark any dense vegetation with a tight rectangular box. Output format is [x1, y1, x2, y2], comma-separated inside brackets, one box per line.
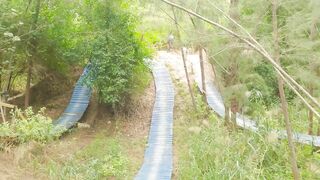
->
[0, 0, 319, 179]
[146, 0, 320, 119]
[0, 0, 152, 150]
[174, 80, 320, 179]
[0, 0, 152, 108]
[84, 1, 151, 106]
[143, 0, 320, 179]
[0, 107, 63, 149]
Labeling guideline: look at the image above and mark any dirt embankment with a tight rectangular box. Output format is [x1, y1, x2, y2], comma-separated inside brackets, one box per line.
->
[7, 66, 82, 120]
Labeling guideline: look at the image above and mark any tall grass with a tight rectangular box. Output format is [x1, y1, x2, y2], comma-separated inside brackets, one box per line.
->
[42, 135, 130, 180]
[173, 80, 320, 179]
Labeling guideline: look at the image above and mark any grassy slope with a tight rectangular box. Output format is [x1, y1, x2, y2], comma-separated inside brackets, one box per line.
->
[8, 72, 154, 180]
[171, 74, 320, 179]
[19, 119, 146, 179]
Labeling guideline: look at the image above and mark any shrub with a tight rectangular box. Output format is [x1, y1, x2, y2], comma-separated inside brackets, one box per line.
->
[0, 107, 62, 149]
[84, 0, 151, 107]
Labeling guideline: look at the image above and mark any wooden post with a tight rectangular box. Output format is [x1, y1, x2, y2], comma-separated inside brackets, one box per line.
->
[181, 48, 196, 109]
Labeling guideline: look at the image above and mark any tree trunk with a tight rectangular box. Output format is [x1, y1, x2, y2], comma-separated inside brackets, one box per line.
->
[231, 98, 239, 122]
[229, 0, 239, 30]
[309, 17, 317, 135]
[272, 1, 300, 179]
[308, 87, 314, 135]
[228, 0, 239, 126]
[161, 0, 320, 112]
[181, 48, 196, 109]
[25, 60, 32, 108]
[6, 72, 13, 93]
[170, 3, 196, 109]
[25, 0, 41, 108]
[224, 106, 231, 125]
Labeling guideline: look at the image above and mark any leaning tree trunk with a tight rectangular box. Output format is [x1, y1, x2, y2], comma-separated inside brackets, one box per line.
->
[187, 0, 206, 108]
[228, 0, 240, 125]
[181, 48, 196, 109]
[25, 0, 40, 108]
[272, 1, 300, 179]
[170, 4, 196, 109]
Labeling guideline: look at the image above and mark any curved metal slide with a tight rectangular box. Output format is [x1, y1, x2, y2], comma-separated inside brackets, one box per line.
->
[52, 66, 92, 131]
[50, 62, 176, 179]
[135, 62, 175, 180]
[191, 58, 320, 147]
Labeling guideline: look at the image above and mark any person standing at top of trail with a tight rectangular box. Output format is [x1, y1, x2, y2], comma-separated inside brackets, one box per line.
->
[167, 32, 174, 51]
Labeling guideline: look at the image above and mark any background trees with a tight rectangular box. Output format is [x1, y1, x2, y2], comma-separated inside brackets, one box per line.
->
[143, 0, 320, 179]
[0, 0, 152, 109]
[83, 0, 151, 107]
[149, 0, 320, 130]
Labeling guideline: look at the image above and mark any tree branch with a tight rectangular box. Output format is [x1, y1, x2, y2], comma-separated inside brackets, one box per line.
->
[160, 0, 320, 114]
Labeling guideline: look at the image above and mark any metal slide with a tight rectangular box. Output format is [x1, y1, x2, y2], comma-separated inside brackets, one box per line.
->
[194, 65, 320, 147]
[135, 62, 175, 180]
[52, 65, 92, 131]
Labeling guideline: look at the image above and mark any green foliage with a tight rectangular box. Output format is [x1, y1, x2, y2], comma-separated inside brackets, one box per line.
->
[179, 123, 293, 179]
[176, 84, 319, 180]
[0, 107, 62, 149]
[0, 0, 153, 107]
[45, 136, 129, 179]
[84, 0, 151, 106]
[0, 0, 92, 97]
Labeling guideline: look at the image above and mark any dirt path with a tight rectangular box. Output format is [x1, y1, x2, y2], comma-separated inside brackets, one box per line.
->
[158, 50, 214, 82]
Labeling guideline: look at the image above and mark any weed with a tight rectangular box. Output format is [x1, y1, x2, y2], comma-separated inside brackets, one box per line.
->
[43, 135, 129, 180]
[0, 107, 63, 149]
[173, 75, 320, 179]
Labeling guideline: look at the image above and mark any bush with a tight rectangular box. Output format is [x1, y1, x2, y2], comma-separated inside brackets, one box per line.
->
[0, 107, 62, 149]
[84, 0, 151, 107]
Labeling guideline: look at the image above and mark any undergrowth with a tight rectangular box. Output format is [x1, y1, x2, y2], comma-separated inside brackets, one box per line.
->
[0, 107, 63, 149]
[43, 135, 129, 180]
[173, 79, 320, 179]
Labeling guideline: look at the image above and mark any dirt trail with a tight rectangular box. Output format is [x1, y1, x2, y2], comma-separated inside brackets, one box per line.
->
[157, 50, 215, 88]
